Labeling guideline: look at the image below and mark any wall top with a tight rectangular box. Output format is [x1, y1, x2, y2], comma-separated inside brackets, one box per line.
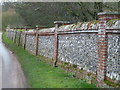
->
[98, 11, 120, 15]
[54, 21, 72, 24]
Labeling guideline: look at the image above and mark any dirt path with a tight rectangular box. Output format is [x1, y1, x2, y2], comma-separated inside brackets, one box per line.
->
[0, 32, 28, 88]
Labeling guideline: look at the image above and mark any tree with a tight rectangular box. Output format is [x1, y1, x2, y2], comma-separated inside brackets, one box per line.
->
[2, 2, 119, 29]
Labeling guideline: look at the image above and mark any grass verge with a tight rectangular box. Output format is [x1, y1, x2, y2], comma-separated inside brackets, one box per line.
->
[2, 32, 96, 88]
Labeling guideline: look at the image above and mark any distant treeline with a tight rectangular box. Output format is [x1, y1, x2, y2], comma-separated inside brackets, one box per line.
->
[2, 2, 120, 30]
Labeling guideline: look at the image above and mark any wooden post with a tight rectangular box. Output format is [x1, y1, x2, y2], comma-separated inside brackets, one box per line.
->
[24, 27, 27, 50]
[35, 25, 39, 56]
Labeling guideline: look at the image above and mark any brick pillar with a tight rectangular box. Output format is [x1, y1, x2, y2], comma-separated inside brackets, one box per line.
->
[53, 23, 59, 67]
[13, 28, 17, 43]
[53, 21, 72, 67]
[97, 11, 120, 87]
[24, 27, 27, 50]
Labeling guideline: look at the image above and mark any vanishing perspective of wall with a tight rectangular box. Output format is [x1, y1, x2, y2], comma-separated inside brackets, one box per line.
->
[6, 29, 120, 82]
[5, 11, 120, 85]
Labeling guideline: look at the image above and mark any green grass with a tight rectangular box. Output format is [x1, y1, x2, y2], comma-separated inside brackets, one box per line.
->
[2, 32, 96, 88]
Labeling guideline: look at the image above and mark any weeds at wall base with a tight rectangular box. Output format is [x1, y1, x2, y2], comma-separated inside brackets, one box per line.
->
[35, 54, 120, 88]
[37, 56, 98, 86]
